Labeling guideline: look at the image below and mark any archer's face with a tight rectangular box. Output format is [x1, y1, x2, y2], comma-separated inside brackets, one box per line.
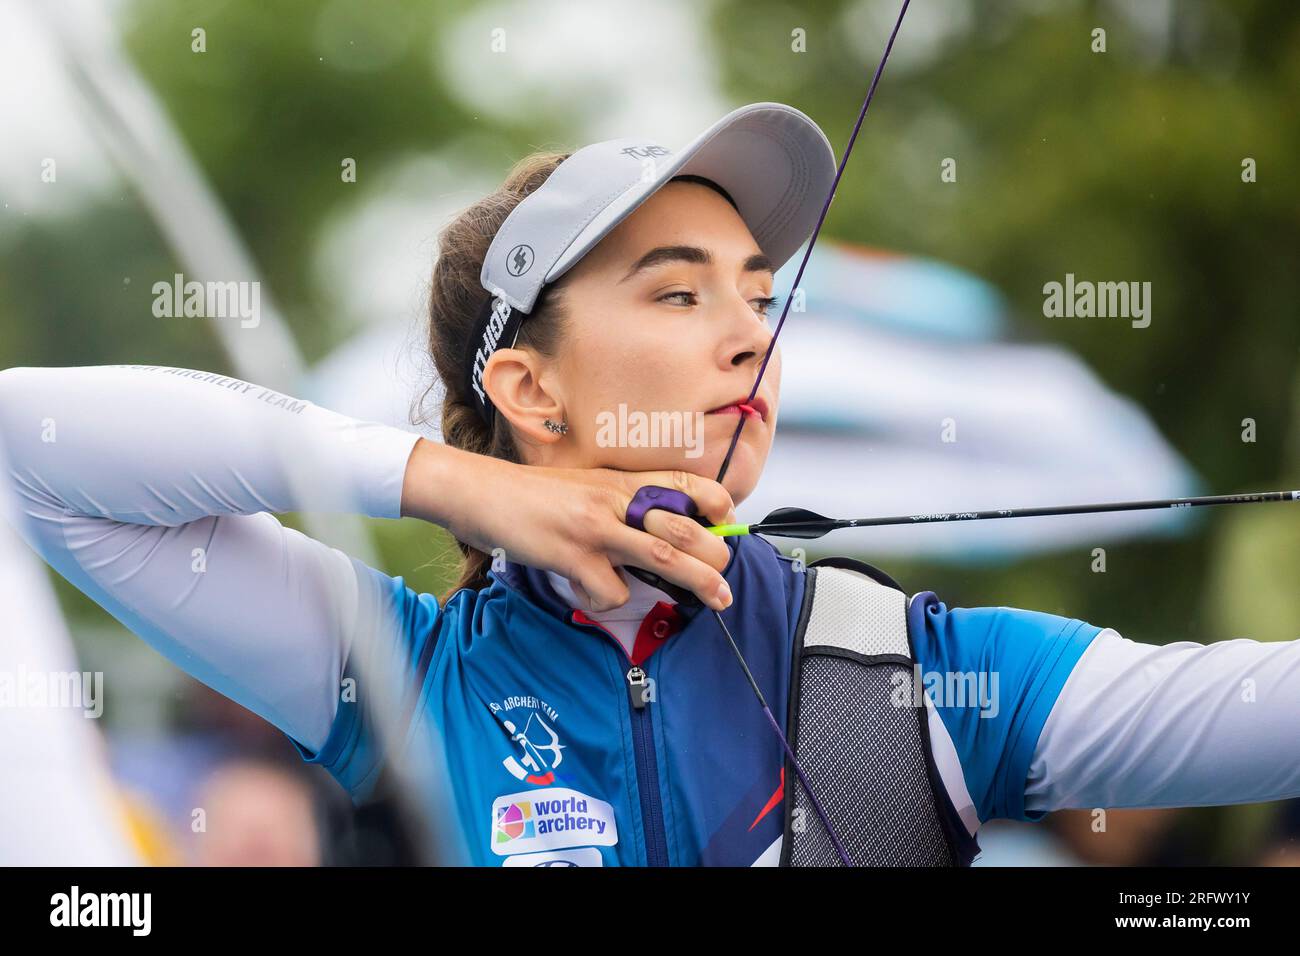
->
[534, 180, 781, 504]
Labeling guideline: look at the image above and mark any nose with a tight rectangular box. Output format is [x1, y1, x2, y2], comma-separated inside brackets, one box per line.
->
[724, 299, 774, 373]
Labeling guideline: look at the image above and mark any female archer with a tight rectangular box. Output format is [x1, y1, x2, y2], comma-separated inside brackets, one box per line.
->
[2, 102, 1298, 866]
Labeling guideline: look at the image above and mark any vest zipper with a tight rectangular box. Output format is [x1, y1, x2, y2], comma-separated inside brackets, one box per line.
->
[626, 665, 669, 866]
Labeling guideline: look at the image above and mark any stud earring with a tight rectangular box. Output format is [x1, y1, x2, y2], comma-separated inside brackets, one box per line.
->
[543, 418, 568, 436]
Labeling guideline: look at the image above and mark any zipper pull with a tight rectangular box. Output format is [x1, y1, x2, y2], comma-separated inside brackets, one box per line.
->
[626, 666, 649, 711]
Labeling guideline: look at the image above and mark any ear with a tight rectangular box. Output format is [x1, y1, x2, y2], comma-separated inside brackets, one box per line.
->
[482, 347, 565, 445]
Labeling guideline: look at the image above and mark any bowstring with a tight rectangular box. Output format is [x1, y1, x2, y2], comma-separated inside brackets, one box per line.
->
[709, 0, 912, 868]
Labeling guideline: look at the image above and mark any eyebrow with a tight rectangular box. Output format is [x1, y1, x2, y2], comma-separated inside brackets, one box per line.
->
[618, 245, 774, 283]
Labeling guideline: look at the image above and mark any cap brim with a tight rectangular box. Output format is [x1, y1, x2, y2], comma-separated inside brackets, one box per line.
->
[546, 102, 836, 285]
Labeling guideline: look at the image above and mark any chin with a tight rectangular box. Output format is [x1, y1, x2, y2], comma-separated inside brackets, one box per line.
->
[712, 449, 764, 506]
[624, 437, 766, 504]
[725, 470, 760, 507]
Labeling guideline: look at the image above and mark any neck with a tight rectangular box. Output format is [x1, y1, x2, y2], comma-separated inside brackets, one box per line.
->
[544, 568, 678, 658]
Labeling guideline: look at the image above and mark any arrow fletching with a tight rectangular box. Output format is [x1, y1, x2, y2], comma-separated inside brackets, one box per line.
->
[750, 506, 840, 539]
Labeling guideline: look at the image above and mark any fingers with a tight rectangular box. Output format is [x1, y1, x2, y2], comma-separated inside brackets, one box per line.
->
[640, 507, 730, 573]
[604, 522, 733, 612]
[531, 466, 739, 614]
[566, 556, 629, 613]
[628, 470, 738, 526]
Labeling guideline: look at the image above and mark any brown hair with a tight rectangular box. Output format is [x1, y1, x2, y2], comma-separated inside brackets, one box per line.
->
[416, 155, 741, 600]
[415, 150, 573, 599]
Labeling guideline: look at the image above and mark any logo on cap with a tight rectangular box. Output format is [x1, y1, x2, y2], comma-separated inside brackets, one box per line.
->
[620, 144, 671, 159]
[506, 244, 534, 277]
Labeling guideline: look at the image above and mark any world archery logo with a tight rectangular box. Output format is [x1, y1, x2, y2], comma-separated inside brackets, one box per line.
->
[490, 788, 618, 856]
[493, 801, 536, 845]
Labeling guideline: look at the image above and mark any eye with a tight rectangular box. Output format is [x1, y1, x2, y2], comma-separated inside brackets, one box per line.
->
[657, 290, 698, 306]
[656, 290, 781, 316]
[753, 295, 781, 318]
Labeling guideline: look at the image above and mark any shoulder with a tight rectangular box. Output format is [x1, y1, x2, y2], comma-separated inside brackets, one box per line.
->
[346, 558, 501, 687]
[904, 590, 1104, 823]
[906, 594, 1101, 677]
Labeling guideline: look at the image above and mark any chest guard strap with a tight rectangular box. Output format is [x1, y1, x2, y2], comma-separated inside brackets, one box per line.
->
[781, 557, 964, 866]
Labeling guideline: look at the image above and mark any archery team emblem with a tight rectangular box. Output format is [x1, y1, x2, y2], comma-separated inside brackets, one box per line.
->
[502, 711, 565, 785]
[489, 695, 566, 786]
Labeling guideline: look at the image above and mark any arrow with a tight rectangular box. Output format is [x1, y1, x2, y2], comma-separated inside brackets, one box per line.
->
[707, 490, 1300, 539]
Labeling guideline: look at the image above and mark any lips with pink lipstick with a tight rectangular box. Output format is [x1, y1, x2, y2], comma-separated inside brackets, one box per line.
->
[706, 395, 768, 422]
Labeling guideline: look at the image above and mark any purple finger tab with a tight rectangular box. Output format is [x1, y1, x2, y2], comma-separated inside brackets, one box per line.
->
[624, 486, 704, 608]
[625, 485, 698, 532]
